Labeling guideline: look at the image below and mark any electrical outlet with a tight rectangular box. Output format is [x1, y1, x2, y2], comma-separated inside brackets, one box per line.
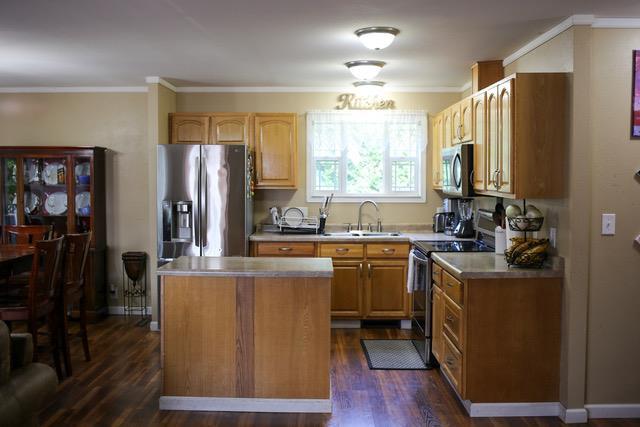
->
[549, 227, 557, 248]
[602, 213, 616, 235]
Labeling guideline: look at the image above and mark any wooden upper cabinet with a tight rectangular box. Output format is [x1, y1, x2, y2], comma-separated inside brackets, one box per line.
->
[460, 97, 473, 142]
[442, 109, 452, 149]
[170, 115, 210, 145]
[486, 87, 499, 191]
[254, 113, 298, 189]
[451, 104, 462, 145]
[472, 92, 486, 192]
[212, 114, 250, 145]
[497, 80, 514, 195]
[431, 114, 443, 189]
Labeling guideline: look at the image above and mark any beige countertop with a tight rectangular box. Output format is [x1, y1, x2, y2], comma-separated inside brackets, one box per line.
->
[158, 256, 334, 278]
[249, 231, 467, 243]
[431, 252, 564, 280]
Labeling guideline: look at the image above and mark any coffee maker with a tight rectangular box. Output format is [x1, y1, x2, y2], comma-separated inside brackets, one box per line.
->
[453, 198, 475, 238]
[441, 198, 458, 235]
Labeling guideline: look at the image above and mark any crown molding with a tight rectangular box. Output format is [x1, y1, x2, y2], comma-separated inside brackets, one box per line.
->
[503, 14, 640, 66]
[145, 76, 177, 92]
[0, 86, 147, 93]
[175, 86, 463, 93]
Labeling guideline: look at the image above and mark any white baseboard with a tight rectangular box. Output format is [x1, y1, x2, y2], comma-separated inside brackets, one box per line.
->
[331, 320, 361, 329]
[159, 396, 331, 413]
[465, 401, 563, 418]
[561, 407, 589, 423]
[149, 321, 159, 332]
[108, 306, 153, 316]
[585, 404, 640, 419]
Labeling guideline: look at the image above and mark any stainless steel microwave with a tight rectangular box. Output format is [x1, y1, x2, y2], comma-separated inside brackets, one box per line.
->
[442, 144, 475, 197]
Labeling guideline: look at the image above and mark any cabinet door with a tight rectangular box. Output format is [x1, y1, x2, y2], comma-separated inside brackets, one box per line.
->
[365, 260, 409, 318]
[497, 80, 514, 194]
[432, 285, 445, 363]
[460, 97, 473, 142]
[431, 114, 442, 189]
[486, 87, 499, 190]
[331, 260, 364, 318]
[254, 113, 297, 188]
[472, 92, 486, 192]
[451, 104, 462, 145]
[442, 109, 452, 149]
[212, 114, 250, 145]
[171, 115, 210, 145]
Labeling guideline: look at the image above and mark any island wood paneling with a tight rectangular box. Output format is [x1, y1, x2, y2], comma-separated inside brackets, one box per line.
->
[162, 276, 237, 397]
[254, 277, 331, 399]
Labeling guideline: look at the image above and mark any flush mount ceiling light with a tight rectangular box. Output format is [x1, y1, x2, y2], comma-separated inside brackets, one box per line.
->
[353, 80, 386, 96]
[354, 27, 400, 50]
[345, 60, 386, 80]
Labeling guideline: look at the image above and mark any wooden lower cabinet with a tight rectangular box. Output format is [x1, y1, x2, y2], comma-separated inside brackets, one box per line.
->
[330, 260, 364, 318]
[432, 260, 562, 403]
[365, 259, 409, 318]
[253, 241, 411, 320]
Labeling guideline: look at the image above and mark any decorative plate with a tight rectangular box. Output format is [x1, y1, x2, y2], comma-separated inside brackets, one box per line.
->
[24, 191, 41, 215]
[75, 192, 91, 213]
[44, 192, 68, 215]
[43, 163, 65, 185]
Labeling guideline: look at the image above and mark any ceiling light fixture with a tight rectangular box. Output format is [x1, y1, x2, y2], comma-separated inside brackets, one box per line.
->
[353, 80, 386, 96]
[354, 27, 400, 50]
[345, 60, 386, 80]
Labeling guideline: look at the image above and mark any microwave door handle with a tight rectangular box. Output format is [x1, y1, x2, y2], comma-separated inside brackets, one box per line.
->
[194, 157, 200, 247]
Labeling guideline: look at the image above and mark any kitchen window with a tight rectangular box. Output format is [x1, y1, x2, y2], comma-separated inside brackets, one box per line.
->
[306, 110, 426, 202]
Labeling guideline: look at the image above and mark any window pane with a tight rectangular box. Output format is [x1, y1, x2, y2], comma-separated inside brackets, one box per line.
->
[315, 160, 339, 191]
[392, 160, 416, 192]
[312, 122, 341, 157]
[346, 135, 384, 193]
[389, 124, 419, 158]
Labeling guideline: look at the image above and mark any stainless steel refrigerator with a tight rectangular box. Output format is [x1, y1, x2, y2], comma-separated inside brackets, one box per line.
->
[157, 144, 253, 261]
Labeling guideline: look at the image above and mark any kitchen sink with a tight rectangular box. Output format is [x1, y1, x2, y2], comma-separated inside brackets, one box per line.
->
[323, 231, 402, 237]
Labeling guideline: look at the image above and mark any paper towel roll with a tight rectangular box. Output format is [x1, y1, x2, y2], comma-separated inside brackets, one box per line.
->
[495, 226, 507, 254]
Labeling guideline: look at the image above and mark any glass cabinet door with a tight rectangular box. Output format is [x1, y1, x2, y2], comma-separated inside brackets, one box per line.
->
[1, 158, 18, 226]
[73, 156, 92, 233]
[23, 156, 68, 235]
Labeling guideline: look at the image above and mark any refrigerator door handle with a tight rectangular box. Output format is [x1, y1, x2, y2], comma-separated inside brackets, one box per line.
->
[194, 156, 201, 247]
[202, 156, 208, 248]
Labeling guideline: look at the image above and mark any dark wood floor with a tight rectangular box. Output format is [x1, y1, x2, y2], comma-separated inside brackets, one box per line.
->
[35, 316, 637, 427]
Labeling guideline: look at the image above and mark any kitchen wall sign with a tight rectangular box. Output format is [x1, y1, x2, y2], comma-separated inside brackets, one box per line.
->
[631, 50, 640, 138]
[335, 93, 395, 110]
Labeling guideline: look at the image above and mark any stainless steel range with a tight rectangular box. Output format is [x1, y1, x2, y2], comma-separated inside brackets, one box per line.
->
[409, 209, 496, 366]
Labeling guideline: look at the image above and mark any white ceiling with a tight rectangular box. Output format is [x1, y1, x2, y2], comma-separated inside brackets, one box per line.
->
[1, 0, 640, 89]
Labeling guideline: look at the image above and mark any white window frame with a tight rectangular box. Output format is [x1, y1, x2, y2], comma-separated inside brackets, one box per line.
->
[306, 110, 427, 203]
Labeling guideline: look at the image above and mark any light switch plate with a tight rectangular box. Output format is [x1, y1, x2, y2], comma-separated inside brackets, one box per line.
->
[602, 213, 616, 235]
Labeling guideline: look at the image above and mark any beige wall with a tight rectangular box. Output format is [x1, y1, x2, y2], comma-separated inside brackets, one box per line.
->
[177, 92, 460, 227]
[586, 28, 640, 404]
[0, 93, 148, 307]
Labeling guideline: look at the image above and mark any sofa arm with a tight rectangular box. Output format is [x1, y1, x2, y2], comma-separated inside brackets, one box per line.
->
[9, 334, 33, 370]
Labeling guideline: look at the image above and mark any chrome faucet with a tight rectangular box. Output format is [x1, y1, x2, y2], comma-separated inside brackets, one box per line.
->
[357, 200, 382, 232]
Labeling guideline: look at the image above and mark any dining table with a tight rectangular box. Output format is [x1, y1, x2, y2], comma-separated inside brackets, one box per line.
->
[0, 245, 34, 279]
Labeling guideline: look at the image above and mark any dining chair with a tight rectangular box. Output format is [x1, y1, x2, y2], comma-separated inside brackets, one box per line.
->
[0, 237, 64, 380]
[59, 232, 92, 376]
[2, 225, 53, 245]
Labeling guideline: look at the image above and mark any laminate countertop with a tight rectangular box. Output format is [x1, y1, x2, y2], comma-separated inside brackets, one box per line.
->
[249, 231, 468, 243]
[157, 256, 334, 278]
[431, 252, 564, 280]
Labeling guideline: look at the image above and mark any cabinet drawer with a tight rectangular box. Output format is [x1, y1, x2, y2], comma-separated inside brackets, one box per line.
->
[366, 243, 409, 258]
[432, 262, 443, 288]
[443, 297, 463, 350]
[442, 334, 463, 395]
[319, 243, 364, 259]
[442, 269, 464, 306]
[255, 242, 315, 257]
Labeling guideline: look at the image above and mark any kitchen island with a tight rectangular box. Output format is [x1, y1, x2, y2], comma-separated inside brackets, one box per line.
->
[157, 256, 333, 413]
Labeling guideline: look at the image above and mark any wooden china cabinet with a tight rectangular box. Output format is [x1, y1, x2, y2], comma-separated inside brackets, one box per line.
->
[0, 146, 107, 320]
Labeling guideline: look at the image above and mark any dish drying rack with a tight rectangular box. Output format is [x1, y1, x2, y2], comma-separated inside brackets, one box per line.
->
[278, 215, 320, 234]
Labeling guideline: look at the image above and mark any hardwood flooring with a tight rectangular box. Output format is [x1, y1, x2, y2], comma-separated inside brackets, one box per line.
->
[36, 316, 638, 427]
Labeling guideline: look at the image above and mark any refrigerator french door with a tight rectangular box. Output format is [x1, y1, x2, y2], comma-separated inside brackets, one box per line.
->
[157, 144, 252, 260]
